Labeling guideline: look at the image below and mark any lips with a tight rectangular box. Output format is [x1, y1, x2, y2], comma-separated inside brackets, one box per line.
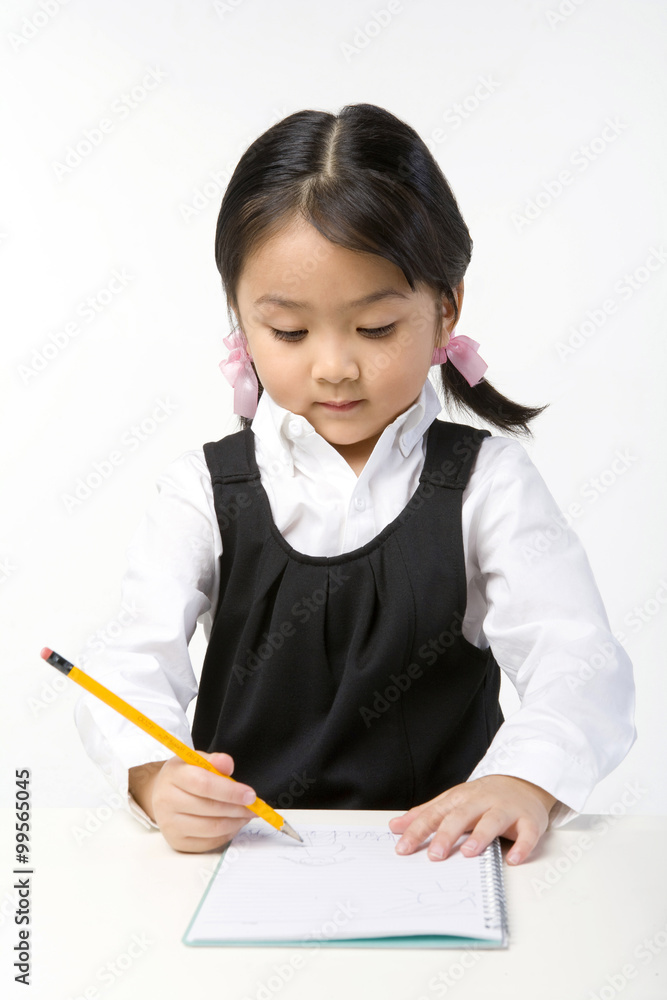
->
[318, 400, 361, 411]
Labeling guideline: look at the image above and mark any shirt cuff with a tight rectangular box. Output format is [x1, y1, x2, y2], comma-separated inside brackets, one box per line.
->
[547, 800, 577, 829]
[126, 789, 160, 830]
[112, 752, 161, 831]
[467, 737, 596, 826]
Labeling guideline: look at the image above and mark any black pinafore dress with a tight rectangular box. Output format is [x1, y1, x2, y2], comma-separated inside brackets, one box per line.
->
[191, 418, 503, 811]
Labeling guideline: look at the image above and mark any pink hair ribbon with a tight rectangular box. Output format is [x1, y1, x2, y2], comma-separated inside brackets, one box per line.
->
[431, 333, 488, 387]
[218, 327, 258, 418]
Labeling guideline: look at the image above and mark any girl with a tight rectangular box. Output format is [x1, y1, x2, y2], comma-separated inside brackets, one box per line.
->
[74, 103, 635, 866]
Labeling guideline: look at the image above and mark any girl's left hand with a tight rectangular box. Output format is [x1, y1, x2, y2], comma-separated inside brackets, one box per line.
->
[388, 774, 558, 865]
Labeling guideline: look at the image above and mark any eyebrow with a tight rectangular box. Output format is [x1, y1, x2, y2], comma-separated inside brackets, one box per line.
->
[253, 288, 411, 310]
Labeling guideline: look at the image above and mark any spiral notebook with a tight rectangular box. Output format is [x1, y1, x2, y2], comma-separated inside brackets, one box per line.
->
[183, 822, 508, 949]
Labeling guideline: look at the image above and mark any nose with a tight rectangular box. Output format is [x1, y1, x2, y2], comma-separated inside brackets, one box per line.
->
[310, 331, 360, 383]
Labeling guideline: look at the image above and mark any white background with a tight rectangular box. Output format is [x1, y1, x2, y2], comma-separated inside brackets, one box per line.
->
[1, 0, 666, 824]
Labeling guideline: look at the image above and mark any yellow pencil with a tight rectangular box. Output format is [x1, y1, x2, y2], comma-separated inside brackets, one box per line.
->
[40, 647, 303, 843]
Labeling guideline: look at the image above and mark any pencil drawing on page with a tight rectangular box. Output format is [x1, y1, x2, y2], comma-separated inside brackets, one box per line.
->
[275, 828, 357, 865]
[384, 879, 478, 915]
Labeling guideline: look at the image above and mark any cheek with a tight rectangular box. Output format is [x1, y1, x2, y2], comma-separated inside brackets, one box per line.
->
[255, 345, 301, 388]
[361, 340, 403, 383]
[366, 343, 427, 390]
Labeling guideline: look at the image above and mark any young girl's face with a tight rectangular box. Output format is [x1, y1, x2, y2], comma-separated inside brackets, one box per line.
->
[234, 216, 461, 471]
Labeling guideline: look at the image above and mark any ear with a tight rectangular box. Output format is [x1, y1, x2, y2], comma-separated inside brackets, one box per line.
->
[435, 280, 464, 350]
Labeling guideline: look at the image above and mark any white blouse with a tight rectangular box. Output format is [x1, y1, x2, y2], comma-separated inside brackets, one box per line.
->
[73, 377, 636, 830]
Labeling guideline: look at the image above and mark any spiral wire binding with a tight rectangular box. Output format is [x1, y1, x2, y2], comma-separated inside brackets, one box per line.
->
[480, 837, 509, 940]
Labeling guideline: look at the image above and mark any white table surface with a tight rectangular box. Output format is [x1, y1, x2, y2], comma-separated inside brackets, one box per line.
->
[1, 808, 665, 1000]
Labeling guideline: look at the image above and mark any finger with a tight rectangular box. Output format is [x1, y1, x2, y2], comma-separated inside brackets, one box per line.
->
[194, 751, 257, 806]
[388, 804, 430, 832]
[394, 801, 454, 856]
[455, 807, 515, 859]
[173, 759, 256, 807]
[505, 816, 544, 866]
[163, 815, 251, 853]
[167, 810, 251, 842]
[199, 751, 236, 775]
[419, 800, 492, 860]
[166, 783, 257, 819]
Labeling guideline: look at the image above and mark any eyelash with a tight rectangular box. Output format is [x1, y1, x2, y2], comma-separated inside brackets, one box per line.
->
[269, 323, 396, 342]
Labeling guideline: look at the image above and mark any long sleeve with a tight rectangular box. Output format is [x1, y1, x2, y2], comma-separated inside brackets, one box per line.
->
[462, 437, 637, 826]
[74, 390, 636, 832]
[73, 450, 221, 828]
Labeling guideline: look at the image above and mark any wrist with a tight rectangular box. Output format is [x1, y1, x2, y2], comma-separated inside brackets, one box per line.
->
[128, 761, 165, 822]
[507, 775, 558, 813]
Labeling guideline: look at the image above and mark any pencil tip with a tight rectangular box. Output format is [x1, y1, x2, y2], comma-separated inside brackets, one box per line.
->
[281, 821, 304, 843]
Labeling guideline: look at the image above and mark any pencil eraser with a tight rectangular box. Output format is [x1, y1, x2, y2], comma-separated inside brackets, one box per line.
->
[40, 647, 53, 660]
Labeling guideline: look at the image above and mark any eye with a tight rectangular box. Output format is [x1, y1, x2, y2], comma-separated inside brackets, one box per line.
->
[270, 328, 307, 341]
[269, 323, 397, 342]
[358, 323, 396, 338]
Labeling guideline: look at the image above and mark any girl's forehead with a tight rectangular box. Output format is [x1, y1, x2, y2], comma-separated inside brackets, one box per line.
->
[239, 223, 421, 305]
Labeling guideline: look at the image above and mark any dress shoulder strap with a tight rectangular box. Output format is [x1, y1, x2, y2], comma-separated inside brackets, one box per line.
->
[421, 419, 491, 490]
[203, 428, 258, 486]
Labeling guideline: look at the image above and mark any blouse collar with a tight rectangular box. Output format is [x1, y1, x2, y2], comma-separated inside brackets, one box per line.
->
[250, 377, 443, 479]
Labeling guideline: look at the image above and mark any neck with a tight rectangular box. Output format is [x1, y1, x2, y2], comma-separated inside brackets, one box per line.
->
[330, 432, 382, 476]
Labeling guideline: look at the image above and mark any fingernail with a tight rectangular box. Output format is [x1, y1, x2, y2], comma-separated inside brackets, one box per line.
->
[429, 844, 445, 859]
[396, 841, 409, 854]
[242, 790, 256, 805]
[462, 839, 478, 853]
[507, 851, 521, 864]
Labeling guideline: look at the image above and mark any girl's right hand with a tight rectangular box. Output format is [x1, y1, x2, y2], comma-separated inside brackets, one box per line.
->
[129, 751, 257, 853]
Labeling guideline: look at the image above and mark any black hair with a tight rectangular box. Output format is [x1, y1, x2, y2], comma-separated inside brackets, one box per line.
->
[214, 103, 547, 435]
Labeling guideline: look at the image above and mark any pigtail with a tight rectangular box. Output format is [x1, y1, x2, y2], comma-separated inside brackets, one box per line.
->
[238, 365, 263, 432]
[435, 361, 548, 438]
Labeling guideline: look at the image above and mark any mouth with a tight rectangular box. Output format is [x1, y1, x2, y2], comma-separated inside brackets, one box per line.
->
[317, 400, 362, 412]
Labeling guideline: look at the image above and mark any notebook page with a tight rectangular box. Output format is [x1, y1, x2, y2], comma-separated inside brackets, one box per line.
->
[186, 822, 502, 943]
